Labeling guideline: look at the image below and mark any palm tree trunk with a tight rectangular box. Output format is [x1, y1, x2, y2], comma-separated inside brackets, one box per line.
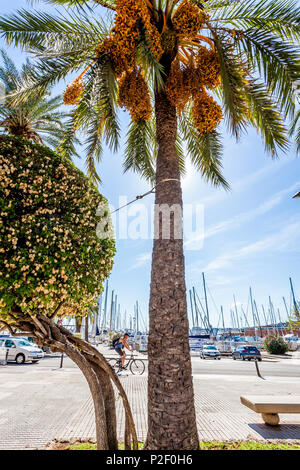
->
[145, 91, 199, 449]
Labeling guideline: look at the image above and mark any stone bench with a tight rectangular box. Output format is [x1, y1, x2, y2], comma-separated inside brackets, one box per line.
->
[240, 395, 300, 425]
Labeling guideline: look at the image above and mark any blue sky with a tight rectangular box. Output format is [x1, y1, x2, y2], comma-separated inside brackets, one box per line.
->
[1, 0, 300, 330]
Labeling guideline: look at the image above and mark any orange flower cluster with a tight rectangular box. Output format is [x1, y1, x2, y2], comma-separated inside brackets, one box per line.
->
[118, 68, 152, 122]
[195, 46, 221, 89]
[97, 0, 163, 78]
[173, 1, 207, 38]
[63, 79, 83, 105]
[192, 91, 223, 134]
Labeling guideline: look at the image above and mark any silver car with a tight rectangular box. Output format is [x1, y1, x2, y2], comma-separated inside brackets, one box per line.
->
[0, 338, 45, 364]
[200, 345, 221, 360]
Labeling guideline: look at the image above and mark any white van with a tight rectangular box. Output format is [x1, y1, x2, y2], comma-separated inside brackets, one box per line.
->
[0, 338, 44, 364]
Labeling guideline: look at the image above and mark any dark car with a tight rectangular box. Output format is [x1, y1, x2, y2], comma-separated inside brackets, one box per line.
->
[232, 345, 262, 361]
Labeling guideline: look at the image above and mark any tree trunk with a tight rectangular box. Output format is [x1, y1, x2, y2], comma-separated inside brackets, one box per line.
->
[65, 346, 109, 449]
[91, 362, 118, 449]
[145, 90, 199, 450]
[75, 316, 82, 334]
[3, 310, 138, 450]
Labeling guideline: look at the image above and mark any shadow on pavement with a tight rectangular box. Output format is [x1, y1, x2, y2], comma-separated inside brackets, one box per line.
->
[248, 423, 300, 439]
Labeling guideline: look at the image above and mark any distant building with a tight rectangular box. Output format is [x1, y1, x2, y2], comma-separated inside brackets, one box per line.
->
[293, 191, 300, 199]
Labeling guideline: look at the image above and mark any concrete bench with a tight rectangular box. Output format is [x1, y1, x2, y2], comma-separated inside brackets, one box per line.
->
[240, 395, 300, 425]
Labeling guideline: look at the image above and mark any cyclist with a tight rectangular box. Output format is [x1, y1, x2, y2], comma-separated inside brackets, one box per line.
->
[113, 333, 132, 369]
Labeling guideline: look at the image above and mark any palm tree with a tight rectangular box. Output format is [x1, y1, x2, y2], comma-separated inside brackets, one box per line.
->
[0, 0, 299, 449]
[290, 110, 300, 154]
[0, 49, 77, 151]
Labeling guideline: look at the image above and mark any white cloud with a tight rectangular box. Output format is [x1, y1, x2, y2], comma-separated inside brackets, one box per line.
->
[130, 252, 151, 270]
[200, 218, 300, 274]
[185, 181, 300, 247]
[198, 159, 290, 208]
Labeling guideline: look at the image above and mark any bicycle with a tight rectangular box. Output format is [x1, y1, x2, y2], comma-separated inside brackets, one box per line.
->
[108, 352, 145, 375]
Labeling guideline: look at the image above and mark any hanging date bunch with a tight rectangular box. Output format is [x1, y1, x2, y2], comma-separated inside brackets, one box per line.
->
[195, 45, 221, 89]
[118, 68, 152, 122]
[173, 0, 208, 38]
[63, 78, 83, 105]
[192, 91, 223, 134]
[96, 0, 163, 77]
[165, 61, 191, 113]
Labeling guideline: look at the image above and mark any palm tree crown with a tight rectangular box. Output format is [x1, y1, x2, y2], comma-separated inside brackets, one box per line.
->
[0, 0, 299, 182]
[0, 49, 77, 150]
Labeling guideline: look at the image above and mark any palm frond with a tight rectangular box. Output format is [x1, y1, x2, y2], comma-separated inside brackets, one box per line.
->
[136, 35, 165, 91]
[211, 28, 247, 139]
[233, 27, 299, 117]
[290, 109, 300, 155]
[30, 0, 116, 10]
[244, 80, 289, 156]
[124, 119, 157, 183]
[179, 109, 229, 189]
[0, 8, 109, 53]
[57, 112, 81, 160]
[209, 0, 300, 42]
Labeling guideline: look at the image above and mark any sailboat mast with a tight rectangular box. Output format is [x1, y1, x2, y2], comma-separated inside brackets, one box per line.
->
[102, 280, 109, 329]
[189, 290, 195, 330]
[109, 289, 114, 332]
[233, 295, 240, 331]
[290, 277, 299, 315]
[202, 272, 211, 334]
[249, 287, 257, 338]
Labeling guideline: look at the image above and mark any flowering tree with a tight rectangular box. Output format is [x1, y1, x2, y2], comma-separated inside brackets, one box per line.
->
[0, 0, 299, 449]
[0, 135, 137, 450]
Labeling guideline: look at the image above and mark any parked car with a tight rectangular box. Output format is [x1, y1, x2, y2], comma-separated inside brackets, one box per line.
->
[0, 338, 45, 364]
[200, 345, 221, 360]
[0, 343, 6, 364]
[232, 345, 262, 361]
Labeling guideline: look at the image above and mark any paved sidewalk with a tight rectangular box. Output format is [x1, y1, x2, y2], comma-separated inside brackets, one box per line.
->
[56, 373, 300, 444]
[1, 356, 300, 449]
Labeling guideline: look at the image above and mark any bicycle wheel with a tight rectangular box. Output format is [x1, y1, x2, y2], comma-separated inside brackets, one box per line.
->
[130, 359, 145, 375]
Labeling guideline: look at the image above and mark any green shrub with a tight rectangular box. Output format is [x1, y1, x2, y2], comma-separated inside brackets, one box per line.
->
[0, 135, 115, 323]
[264, 335, 289, 355]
